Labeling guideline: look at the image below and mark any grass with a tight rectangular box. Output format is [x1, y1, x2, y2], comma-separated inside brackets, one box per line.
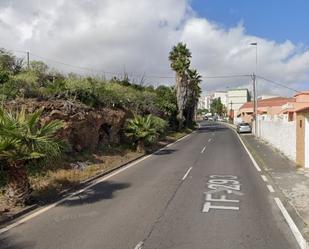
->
[0, 129, 192, 215]
[165, 128, 192, 141]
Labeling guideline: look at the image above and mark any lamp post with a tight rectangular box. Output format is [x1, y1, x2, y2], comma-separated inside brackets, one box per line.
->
[250, 42, 258, 136]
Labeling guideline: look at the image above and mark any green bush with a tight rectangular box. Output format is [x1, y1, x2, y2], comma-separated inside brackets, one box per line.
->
[0, 107, 64, 205]
[125, 114, 162, 152]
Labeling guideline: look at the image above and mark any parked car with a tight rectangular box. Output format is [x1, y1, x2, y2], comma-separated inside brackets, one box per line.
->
[208, 116, 214, 121]
[237, 122, 252, 133]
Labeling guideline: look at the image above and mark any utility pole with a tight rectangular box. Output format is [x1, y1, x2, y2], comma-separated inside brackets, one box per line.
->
[252, 73, 258, 135]
[250, 42, 258, 137]
[27, 51, 30, 70]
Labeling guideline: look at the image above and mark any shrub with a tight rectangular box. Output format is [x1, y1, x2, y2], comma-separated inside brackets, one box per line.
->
[125, 114, 160, 152]
[0, 107, 64, 205]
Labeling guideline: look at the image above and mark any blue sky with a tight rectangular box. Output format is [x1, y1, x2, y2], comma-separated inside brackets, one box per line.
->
[192, 0, 309, 45]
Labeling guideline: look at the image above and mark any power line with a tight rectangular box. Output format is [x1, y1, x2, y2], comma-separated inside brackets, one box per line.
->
[203, 74, 251, 79]
[0, 46, 305, 92]
[257, 75, 301, 93]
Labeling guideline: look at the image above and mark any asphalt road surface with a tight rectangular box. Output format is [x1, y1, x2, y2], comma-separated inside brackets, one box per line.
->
[0, 122, 300, 249]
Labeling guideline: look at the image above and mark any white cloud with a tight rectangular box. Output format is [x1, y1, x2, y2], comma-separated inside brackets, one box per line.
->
[0, 0, 308, 96]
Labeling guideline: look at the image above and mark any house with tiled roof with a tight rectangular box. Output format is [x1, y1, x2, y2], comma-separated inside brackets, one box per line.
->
[239, 97, 295, 123]
[239, 92, 309, 168]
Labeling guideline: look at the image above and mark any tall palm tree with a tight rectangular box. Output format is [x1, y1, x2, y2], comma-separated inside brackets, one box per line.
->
[186, 69, 202, 127]
[0, 107, 63, 205]
[168, 43, 191, 129]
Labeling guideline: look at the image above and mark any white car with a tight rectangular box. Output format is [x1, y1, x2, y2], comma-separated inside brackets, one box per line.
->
[237, 123, 252, 133]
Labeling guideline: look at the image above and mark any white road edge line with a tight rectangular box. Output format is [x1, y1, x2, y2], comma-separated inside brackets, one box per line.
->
[182, 167, 193, 181]
[274, 198, 308, 249]
[134, 241, 144, 249]
[266, 184, 275, 193]
[224, 123, 308, 249]
[235, 131, 261, 172]
[261, 175, 268, 182]
[201, 146, 206, 154]
[0, 132, 194, 235]
[176, 133, 190, 142]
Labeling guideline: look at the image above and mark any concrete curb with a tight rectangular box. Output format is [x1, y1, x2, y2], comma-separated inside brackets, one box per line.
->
[0, 130, 194, 228]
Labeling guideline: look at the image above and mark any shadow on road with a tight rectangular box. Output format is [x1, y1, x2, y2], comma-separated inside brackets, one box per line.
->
[153, 149, 177, 156]
[197, 125, 227, 133]
[0, 234, 35, 249]
[59, 181, 130, 207]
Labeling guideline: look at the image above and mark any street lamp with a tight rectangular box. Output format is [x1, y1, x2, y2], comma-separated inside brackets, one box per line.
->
[250, 42, 258, 136]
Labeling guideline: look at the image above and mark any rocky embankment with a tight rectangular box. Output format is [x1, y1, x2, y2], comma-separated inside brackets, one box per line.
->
[5, 98, 129, 152]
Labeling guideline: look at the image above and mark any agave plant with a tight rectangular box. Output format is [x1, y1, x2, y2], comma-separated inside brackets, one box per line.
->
[125, 114, 161, 153]
[0, 107, 64, 205]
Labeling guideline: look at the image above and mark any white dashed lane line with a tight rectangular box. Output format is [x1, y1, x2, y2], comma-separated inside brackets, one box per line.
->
[201, 146, 206, 154]
[182, 167, 193, 181]
[267, 185, 275, 193]
[261, 175, 268, 182]
[134, 241, 144, 249]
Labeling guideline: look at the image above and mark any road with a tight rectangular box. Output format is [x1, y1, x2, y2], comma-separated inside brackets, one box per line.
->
[0, 122, 300, 249]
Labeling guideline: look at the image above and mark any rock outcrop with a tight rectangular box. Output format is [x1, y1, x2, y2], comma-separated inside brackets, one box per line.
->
[5, 98, 128, 152]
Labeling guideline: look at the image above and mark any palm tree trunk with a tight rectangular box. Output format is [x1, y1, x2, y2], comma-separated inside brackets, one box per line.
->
[137, 139, 145, 153]
[176, 73, 187, 130]
[6, 161, 32, 206]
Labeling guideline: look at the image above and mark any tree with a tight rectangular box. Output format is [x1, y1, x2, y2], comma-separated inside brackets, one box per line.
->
[155, 85, 177, 114]
[0, 107, 64, 205]
[210, 98, 224, 116]
[0, 49, 23, 74]
[185, 68, 202, 127]
[125, 114, 163, 153]
[168, 43, 191, 129]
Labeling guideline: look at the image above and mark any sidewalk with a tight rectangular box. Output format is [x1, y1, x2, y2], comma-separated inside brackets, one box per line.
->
[241, 133, 309, 232]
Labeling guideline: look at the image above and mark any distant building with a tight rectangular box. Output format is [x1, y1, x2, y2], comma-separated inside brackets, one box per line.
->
[239, 97, 294, 123]
[198, 94, 213, 110]
[227, 88, 250, 122]
[213, 91, 228, 108]
[259, 95, 279, 100]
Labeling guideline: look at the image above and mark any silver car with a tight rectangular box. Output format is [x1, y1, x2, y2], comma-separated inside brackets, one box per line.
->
[237, 122, 251, 133]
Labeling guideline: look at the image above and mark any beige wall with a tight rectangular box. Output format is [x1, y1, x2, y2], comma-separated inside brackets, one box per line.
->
[295, 93, 309, 103]
[296, 112, 307, 167]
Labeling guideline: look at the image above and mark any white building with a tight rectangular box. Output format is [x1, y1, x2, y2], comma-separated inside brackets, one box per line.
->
[213, 91, 228, 108]
[227, 88, 250, 123]
[198, 94, 213, 110]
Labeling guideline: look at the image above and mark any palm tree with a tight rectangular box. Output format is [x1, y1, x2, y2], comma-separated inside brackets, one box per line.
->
[186, 69, 202, 127]
[0, 107, 64, 205]
[125, 114, 160, 153]
[168, 43, 191, 129]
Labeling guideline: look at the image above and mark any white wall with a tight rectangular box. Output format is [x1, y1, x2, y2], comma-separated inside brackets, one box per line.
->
[254, 118, 296, 161]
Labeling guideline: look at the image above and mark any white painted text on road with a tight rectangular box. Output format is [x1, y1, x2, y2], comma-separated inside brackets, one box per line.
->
[202, 175, 242, 213]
